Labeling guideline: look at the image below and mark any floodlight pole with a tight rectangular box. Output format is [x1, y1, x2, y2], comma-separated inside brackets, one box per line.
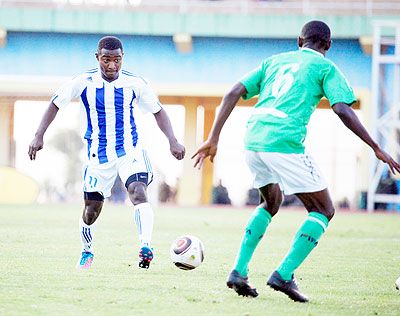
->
[367, 21, 400, 212]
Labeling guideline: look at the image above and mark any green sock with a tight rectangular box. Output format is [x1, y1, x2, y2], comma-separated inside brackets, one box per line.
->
[276, 212, 329, 280]
[233, 206, 272, 276]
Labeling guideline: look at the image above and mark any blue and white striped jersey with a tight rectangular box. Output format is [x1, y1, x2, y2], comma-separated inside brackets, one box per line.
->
[51, 68, 162, 164]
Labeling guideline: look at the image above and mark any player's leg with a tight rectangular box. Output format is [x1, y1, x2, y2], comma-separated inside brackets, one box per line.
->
[126, 178, 154, 269]
[227, 183, 282, 297]
[263, 151, 330, 302]
[227, 150, 283, 297]
[80, 193, 104, 251]
[77, 162, 115, 270]
[235, 150, 283, 277]
[267, 188, 334, 302]
[232, 183, 282, 277]
[127, 179, 153, 248]
[278, 189, 333, 277]
[119, 148, 155, 269]
[76, 193, 104, 269]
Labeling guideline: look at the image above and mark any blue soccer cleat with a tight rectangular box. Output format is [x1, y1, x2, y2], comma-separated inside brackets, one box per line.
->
[138, 246, 153, 269]
[76, 251, 94, 270]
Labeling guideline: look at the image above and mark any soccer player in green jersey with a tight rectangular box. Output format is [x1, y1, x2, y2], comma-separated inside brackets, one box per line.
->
[192, 21, 400, 302]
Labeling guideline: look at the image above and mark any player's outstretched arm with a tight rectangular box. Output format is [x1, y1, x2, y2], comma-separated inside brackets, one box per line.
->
[192, 82, 247, 170]
[332, 102, 400, 174]
[153, 108, 185, 160]
[28, 102, 59, 160]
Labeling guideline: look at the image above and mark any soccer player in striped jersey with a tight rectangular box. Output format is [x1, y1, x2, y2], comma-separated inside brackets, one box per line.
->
[28, 36, 185, 270]
[192, 21, 400, 302]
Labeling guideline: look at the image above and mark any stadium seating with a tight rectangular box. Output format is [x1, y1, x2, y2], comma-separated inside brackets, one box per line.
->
[1, 0, 400, 15]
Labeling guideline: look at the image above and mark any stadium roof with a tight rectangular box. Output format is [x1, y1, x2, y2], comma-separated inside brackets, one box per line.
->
[0, 1, 400, 38]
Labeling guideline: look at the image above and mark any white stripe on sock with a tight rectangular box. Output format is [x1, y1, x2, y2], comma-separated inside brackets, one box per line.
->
[307, 217, 327, 232]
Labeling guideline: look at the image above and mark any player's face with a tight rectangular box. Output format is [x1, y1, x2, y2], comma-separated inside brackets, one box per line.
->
[96, 48, 123, 82]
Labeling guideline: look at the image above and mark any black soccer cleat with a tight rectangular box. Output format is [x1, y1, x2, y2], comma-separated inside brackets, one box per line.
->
[267, 270, 309, 303]
[138, 246, 153, 269]
[226, 270, 258, 297]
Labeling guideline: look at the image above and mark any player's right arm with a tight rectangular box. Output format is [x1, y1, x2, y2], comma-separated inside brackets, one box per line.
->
[28, 102, 59, 160]
[192, 82, 247, 170]
[28, 75, 84, 160]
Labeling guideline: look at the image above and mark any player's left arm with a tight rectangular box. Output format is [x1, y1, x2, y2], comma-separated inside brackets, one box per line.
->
[153, 108, 185, 160]
[332, 102, 400, 174]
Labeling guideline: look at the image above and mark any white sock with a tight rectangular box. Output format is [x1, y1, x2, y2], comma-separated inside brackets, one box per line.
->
[134, 202, 154, 248]
[79, 217, 96, 253]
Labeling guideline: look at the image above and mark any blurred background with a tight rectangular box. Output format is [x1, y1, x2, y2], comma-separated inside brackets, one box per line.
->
[0, 0, 400, 211]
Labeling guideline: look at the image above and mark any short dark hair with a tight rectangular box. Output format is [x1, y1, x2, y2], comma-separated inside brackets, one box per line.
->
[97, 36, 123, 53]
[300, 21, 331, 48]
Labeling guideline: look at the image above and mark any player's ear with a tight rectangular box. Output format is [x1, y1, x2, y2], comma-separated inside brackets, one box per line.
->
[95, 52, 99, 61]
[298, 37, 303, 48]
[325, 40, 332, 51]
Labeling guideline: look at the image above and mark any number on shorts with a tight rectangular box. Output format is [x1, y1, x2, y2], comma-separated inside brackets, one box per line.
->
[89, 176, 98, 188]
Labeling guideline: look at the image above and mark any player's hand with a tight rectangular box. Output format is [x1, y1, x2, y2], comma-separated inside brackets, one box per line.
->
[375, 147, 400, 174]
[191, 139, 218, 170]
[170, 140, 185, 160]
[28, 135, 44, 160]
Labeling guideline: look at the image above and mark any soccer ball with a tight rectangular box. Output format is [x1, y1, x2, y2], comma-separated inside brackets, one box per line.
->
[396, 277, 400, 293]
[170, 235, 204, 270]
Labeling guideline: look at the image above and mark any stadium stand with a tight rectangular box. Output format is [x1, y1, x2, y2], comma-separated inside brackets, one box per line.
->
[1, 0, 400, 15]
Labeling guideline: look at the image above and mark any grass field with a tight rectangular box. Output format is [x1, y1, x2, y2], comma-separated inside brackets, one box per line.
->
[0, 203, 399, 316]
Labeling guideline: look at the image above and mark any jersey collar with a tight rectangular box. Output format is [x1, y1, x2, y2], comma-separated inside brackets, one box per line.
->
[301, 47, 325, 58]
[93, 68, 122, 85]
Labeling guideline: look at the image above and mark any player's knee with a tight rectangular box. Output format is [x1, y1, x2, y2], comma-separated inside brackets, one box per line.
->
[275, 192, 283, 209]
[83, 205, 100, 225]
[128, 183, 148, 205]
[260, 201, 276, 217]
[83, 192, 103, 224]
[268, 194, 283, 217]
[316, 206, 335, 221]
[324, 206, 335, 221]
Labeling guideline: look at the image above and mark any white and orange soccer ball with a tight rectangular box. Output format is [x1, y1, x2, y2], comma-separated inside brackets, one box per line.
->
[170, 235, 205, 270]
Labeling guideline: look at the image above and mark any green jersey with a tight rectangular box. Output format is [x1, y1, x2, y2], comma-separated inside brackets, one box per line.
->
[240, 48, 356, 154]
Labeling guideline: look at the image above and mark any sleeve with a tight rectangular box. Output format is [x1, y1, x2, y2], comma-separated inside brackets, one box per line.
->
[322, 64, 357, 107]
[137, 81, 163, 114]
[51, 76, 83, 110]
[239, 62, 264, 100]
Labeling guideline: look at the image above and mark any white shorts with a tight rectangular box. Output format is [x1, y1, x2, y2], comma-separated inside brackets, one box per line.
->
[82, 145, 153, 198]
[245, 150, 327, 195]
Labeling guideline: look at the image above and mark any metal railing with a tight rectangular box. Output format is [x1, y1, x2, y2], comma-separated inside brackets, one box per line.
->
[1, 0, 400, 15]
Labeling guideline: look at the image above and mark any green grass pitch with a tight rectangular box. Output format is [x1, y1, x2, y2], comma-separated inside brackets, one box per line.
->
[0, 203, 399, 315]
